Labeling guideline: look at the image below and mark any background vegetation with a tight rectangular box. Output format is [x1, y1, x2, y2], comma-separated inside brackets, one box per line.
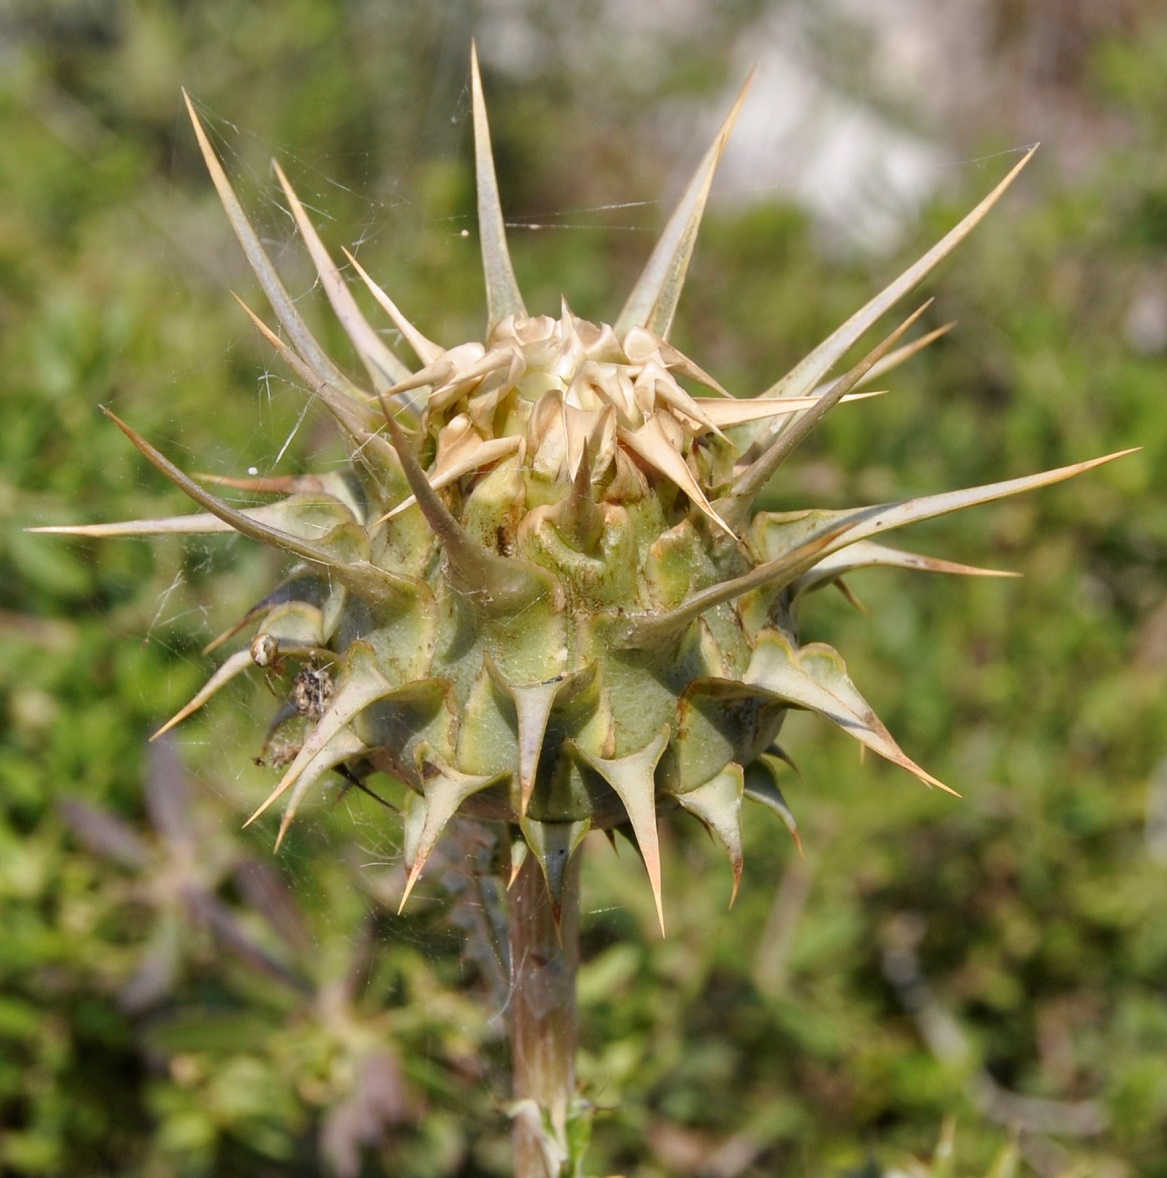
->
[2, 1, 1165, 1174]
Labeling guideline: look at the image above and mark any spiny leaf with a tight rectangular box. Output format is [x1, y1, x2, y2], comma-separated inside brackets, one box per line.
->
[470, 43, 527, 329]
[517, 816, 591, 916]
[272, 159, 411, 388]
[400, 747, 507, 910]
[342, 247, 443, 366]
[232, 294, 416, 479]
[743, 756, 802, 854]
[753, 146, 1037, 404]
[377, 397, 553, 611]
[31, 516, 240, 539]
[614, 73, 753, 339]
[194, 471, 370, 526]
[790, 539, 1018, 598]
[245, 643, 397, 831]
[275, 726, 367, 849]
[377, 433, 522, 524]
[152, 649, 253, 740]
[726, 302, 932, 518]
[708, 320, 948, 445]
[753, 449, 1138, 571]
[618, 414, 736, 538]
[203, 576, 328, 654]
[99, 407, 425, 609]
[507, 835, 529, 889]
[828, 450, 1138, 543]
[745, 630, 954, 793]
[616, 521, 853, 650]
[623, 326, 733, 397]
[251, 600, 330, 655]
[547, 441, 605, 553]
[230, 292, 360, 417]
[856, 321, 954, 388]
[31, 494, 361, 541]
[673, 764, 745, 904]
[571, 728, 670, 935]
[486, 659, 599, 818]
[183, 91, 354, 396]
[692, 389, 884, 429]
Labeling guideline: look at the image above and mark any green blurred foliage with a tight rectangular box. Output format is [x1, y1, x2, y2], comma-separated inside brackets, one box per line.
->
[2, 1, 1166, 1175]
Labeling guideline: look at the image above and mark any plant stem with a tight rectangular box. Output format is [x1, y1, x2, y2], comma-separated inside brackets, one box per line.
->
[508, 850, 581, 1178]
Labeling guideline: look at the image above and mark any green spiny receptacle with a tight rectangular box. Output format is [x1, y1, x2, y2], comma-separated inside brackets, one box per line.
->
[37, 51, 1131, 934]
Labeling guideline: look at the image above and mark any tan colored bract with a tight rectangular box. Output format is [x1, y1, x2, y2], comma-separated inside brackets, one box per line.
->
[37, 50, 1132, 933]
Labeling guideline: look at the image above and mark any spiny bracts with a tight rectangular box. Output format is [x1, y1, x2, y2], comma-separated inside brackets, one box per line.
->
[38, 50, 1131, 932]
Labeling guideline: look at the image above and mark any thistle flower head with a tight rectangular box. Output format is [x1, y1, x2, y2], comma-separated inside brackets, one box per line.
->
[37, 52, 1133, 932]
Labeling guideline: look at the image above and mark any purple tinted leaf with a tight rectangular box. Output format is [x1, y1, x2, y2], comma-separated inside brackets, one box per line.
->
[58, 799, 150, 870]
